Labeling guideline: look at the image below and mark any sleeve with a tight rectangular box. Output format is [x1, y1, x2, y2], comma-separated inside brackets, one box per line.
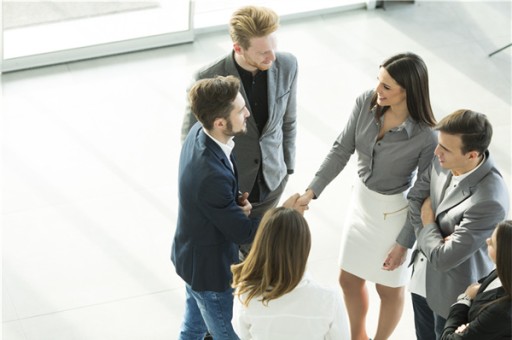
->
[232, 297, 252, 340]
[396, 163, 433, 248]
[308, 91, 368, 198]
[418, 198, 506, 272]
[282, 55, 298, 172]
[199, 172, 259, 245]
[441, 302, 510, 340]
[180, 75, 200, 143]
[417, 129, 437, 176]
[326, 292, 350, 340]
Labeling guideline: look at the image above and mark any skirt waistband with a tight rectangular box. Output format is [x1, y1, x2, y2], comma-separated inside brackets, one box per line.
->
[356, 180, 407, 204]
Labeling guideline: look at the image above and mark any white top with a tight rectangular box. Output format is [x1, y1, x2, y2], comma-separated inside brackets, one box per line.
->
[232, 273, 349, 340]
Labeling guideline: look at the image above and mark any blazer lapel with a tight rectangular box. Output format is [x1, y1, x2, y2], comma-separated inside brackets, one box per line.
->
[435, 151, 494, 217]
[432, 167, 451, 214]
[200, 129, 235, 174]
[266, 62, 278, 134]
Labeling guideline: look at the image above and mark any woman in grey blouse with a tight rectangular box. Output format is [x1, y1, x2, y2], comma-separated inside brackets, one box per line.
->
[298, 52, 437, 340]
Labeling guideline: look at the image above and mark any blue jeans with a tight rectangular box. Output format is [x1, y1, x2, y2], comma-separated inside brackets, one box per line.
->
[179, 284, 239, 340]
[411, 293, 447, 340]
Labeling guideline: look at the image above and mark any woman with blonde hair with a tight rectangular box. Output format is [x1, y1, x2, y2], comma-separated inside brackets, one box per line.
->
[231, 207, 349, 339]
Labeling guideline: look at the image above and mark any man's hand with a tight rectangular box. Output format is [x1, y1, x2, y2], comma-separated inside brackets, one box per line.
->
[455, 323, 469, 334]
[382, 243, 408, 271]
[237, 191, 252, 217]
[464, 283, 481, 300]
[421, 196, 435, 226]
[282, 193, 308, 215]
[296, 189, 315, 210]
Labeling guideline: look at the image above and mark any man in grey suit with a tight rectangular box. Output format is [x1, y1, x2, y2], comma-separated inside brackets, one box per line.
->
[394, 109, 509, 340]
[181, 6, 298, 257]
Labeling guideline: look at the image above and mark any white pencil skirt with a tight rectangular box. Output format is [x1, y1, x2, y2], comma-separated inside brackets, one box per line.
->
[338, 181, 412, 287]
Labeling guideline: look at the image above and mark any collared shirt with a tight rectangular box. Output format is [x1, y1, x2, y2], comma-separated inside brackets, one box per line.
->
[444, 153, 486, 198]
[309, 89, 437, 196]
[234, 55, 269, 135]
[233, 272, 349, 340]
[203, 128, 235, 172]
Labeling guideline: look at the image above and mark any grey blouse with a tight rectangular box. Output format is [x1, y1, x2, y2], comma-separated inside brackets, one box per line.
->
[309, 89, 437, 196]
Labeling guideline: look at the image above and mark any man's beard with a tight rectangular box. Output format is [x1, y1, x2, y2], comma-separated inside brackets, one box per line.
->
[226, 119, 246, 137]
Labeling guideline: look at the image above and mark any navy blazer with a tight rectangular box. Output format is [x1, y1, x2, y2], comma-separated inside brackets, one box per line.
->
[441, 270, 512, 339]
[171, 123, 260, 292]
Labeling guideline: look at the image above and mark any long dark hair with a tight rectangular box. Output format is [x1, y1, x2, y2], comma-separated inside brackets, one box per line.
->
[480, 220, 512, 313]
[371, 52, 436, 127]
[495, 221, 512, 299]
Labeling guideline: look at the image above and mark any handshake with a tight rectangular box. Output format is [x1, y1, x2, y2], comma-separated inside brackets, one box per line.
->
[237, 189, 315, 216]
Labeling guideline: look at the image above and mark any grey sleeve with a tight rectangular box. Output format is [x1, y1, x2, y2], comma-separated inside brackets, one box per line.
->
[396, 164, 432, 248]
[180, 77, 199, 143]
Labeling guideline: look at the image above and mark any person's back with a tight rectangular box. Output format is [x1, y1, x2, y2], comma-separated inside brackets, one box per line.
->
[231, 208, 349, 339]
[233, 273, 348, 340]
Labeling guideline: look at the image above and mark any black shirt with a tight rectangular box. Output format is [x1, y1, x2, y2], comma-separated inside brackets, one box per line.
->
[234, 57, 269, 135]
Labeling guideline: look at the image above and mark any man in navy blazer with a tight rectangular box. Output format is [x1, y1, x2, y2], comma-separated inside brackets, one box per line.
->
[172, 76, 300, 339]
[181, 6, 298, 258]
[395, 109, 509, 340]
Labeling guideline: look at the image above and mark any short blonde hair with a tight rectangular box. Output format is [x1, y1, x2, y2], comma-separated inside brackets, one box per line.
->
[231, 207, 311, 306]
[229, 6, 279, 50]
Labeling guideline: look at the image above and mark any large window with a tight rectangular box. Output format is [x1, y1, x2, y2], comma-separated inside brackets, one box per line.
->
[1, 0, 193, 72]
[1, 0, 367, 72]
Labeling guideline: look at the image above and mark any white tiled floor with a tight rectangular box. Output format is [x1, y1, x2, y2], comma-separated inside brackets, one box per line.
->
[2, 1, 511, 339]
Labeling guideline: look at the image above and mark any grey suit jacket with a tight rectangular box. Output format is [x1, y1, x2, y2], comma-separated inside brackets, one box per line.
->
[181, 52, 298, 193]
[397, 151, 509, 318]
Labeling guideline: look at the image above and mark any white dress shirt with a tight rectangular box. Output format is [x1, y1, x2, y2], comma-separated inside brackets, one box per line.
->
[233, 272, 349, 340]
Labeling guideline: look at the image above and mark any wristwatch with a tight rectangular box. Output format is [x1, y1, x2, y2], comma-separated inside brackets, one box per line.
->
[457, 293, 473, 303]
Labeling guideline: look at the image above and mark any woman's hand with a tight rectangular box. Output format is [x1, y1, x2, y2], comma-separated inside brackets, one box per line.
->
[382, 243, 408, 271]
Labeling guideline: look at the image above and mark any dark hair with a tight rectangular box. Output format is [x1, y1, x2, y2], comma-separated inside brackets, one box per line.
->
[371, 52, 436, 127]
[495, 220, 512, 300]
[188, 75, 240, 131]
[435, 109, 492, 155]
[479, 220, 512, 313]
[231, 207, 311, 306]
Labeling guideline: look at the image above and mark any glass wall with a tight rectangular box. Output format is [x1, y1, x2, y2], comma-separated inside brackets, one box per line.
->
[1, 0, 193, 72]
[1, 0, 367, 72]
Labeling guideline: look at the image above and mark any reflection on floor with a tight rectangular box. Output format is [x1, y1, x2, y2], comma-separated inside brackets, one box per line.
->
[2, 1, 511, 339]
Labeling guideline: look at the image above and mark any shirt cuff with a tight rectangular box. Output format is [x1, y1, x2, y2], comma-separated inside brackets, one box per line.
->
[454, 293, 472, 307]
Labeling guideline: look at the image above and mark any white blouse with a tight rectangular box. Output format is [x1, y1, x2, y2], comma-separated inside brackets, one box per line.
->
[233, 273, 349, 340]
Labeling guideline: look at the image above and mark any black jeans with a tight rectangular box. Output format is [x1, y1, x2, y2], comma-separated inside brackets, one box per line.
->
[411, 293, 447, 340]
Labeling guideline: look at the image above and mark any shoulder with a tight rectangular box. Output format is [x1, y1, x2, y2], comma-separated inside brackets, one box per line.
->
[196, 54, 232, 78]
[300, 279, 340, 303]
[276, 51, 297, 64]
[351, 89, 375, 114]
[412, 122, 437, 141]
[473, 155, 508, 195]
[358, 89, 375, 103]
[275, 52, 298, 71]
